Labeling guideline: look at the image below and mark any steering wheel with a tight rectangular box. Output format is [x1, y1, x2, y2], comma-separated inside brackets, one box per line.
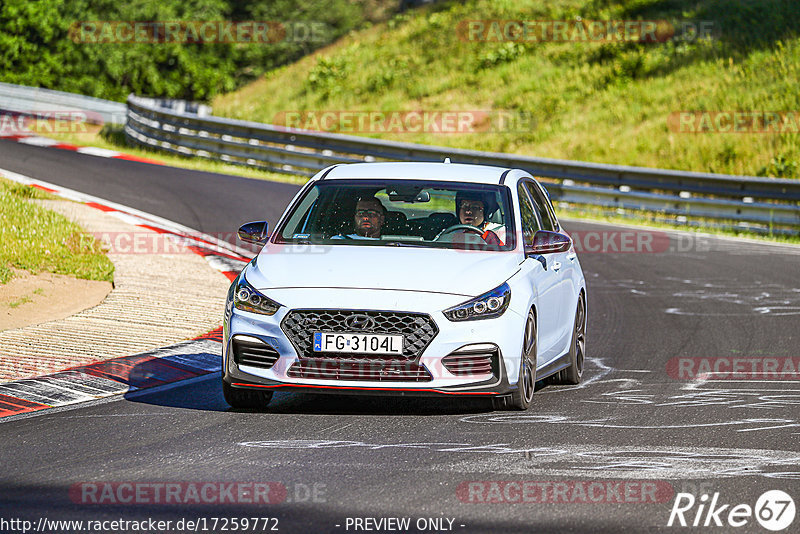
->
[434, 224, 485, 241]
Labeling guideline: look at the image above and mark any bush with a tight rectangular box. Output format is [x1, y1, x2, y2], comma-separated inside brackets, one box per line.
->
[0, 0, 374, 101]
[758, 154, 799, 178]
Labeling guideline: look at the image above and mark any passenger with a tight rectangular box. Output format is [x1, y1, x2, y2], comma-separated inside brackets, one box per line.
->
[455, 191, 505, 245]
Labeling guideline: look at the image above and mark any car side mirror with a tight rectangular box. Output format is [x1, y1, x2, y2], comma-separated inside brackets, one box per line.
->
[238, 221, 269, 245]
[525, 230, 571, 255]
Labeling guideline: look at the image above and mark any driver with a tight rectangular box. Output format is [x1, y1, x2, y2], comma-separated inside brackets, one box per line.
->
[455, 191, 505, 245]
[335, 196, 386, 239]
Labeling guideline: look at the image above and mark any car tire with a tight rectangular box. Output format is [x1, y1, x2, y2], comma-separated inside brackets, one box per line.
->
[558, 296, 586, 385]
[502, 308, 537, 411]
[222, 380, 273, 409]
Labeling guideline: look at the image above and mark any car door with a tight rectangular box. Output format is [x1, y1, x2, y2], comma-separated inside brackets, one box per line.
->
[516, 182, 562, 365]
[522, 180, 576, 355]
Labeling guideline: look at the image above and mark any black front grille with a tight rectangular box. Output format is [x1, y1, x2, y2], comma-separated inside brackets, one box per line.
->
[287, 358, 433, 382]
[233, 338, 280, 369]
[442, 345, 498, 376]
[442, 354, 493, 376]
[281, 309, 438, 360]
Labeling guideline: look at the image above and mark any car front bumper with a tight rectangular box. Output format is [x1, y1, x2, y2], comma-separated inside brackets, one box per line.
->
[223, 287, 526, 397]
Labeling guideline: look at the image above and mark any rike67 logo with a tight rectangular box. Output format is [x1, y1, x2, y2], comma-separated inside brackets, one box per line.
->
[667, 490, 795, 531]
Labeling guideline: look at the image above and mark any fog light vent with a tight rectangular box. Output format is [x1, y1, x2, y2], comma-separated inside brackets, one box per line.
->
[233, 337, 279, 369]
[442, 344, 497, 376]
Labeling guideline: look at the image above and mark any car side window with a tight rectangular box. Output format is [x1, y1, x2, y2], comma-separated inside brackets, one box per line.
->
[523, 181, 557, 232]
[283, 186, 320, 237]
[517, 183, 542, 246]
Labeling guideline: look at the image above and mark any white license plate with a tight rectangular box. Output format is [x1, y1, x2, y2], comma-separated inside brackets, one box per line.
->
[312, 332, 404, 355]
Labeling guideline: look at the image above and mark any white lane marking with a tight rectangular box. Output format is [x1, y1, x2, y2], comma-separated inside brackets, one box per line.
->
[104, 210, 253, 259]
[108, 211, 147, 226]
[75, 146, 121, 157]
[0, 379, 108, 407]
[205, 254, 247, 273]
[17, 136, 59, 147]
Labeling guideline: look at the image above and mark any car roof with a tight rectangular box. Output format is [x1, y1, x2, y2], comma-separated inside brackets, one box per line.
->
[319, 162, 518, 185]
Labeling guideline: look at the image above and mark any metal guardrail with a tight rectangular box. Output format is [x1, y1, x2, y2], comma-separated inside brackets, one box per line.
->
[0, 82, 127, 125]
[122, 94, 793, 233]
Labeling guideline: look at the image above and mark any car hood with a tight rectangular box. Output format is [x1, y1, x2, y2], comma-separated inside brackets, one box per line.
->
[245, 244, 521, 298]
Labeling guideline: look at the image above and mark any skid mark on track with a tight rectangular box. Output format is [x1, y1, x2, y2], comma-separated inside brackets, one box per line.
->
[591, 275, 800, 316]
[537, 356, 617, 396]
[459, 413, 800, 433]
[575, 368, 800, 410]
[241, 439, 564, 455]
[539, 340, 800, 413]
[238, 440, 800, 480]
[664, 280, 800, 315]
[438, 445, 800, 480]
[654, 390, 800, 410]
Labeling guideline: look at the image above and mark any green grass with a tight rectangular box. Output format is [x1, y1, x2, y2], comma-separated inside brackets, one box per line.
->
[0, 178, 115, 285]
[213, 0, 800, 178]
[6, 295, 32, 309]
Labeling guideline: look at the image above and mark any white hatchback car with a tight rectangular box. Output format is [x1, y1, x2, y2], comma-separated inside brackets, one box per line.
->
[223, 162, 586, 410]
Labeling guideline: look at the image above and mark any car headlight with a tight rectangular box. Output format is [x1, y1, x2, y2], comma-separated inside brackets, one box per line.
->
[233, 276, 282, 316]
[444, 282, 510, 321]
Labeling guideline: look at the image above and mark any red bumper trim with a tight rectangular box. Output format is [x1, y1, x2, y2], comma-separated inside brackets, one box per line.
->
[231, 382, 496, 395]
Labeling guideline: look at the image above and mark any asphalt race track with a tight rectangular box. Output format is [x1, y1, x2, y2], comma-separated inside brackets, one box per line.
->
[1, 139, 799, 533]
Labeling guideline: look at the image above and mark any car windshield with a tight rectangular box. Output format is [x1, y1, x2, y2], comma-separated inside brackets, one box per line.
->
[275, 180, 515, 251]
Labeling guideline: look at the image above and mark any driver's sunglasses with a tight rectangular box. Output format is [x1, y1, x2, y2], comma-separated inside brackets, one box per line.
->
[355, 209, 381, 218]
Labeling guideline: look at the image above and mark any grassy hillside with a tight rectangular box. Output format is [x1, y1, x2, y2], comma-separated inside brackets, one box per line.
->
[213, 0, 800, 178]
